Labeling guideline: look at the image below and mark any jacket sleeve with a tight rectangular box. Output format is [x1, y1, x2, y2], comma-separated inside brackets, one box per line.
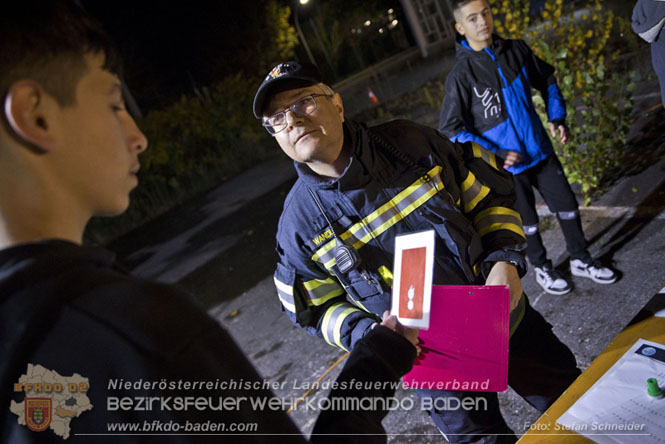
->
[432, 130, 528, 276]
[310, 326, 416, 443]
[632, 0, 665, 42]
[274, 242, 379, 352]
[438, 69, 504, 154]
[520, 40, 566, 124]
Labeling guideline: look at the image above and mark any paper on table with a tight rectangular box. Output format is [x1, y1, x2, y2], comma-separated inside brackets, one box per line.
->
[557, 338, 665, 444]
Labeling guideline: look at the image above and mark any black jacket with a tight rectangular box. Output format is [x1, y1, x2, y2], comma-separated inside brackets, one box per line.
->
[438, 35, 566, 175]
[1, 240, 415, 443]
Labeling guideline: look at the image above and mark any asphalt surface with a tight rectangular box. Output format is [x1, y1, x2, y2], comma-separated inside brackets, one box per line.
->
[108, 82, 665, 443]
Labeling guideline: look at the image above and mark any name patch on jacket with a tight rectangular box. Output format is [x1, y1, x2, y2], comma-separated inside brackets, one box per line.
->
[311, 229, 334, 246]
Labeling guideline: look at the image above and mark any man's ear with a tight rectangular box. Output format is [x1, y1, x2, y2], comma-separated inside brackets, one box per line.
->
[3, 80, 57, 152]
[332, 92, 345, 123]
[455, 22, 466, 35]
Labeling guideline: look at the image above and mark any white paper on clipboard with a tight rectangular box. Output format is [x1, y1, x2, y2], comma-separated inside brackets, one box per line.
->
[391, 230, 435, 329]
[557, 338, 665, 444]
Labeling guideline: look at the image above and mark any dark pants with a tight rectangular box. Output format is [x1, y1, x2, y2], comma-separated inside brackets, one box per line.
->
[513, 155, 590, 267]
[416, 296, 581, 443]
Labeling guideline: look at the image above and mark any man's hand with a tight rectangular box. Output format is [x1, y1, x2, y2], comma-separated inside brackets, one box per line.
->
[549, 122, 570, 145]
[373, 311, 420, 353]
[503, 151, 522, 168]
[485, 262, 523, 312]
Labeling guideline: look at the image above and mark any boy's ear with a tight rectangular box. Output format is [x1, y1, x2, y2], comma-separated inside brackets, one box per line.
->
[455, 22, 466, 35]
[3, 80, 58, 153]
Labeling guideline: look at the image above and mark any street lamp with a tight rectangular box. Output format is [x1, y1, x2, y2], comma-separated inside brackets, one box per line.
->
[294, 0, 316, 65]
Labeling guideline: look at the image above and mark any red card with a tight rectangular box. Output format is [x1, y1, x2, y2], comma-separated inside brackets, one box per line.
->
[398, 247, 426, 319]
[392, 230, 435, 329]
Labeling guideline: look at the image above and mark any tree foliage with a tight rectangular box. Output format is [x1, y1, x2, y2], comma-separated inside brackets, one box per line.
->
[86, 0, 297, 243]
[494, 0, 639, 203]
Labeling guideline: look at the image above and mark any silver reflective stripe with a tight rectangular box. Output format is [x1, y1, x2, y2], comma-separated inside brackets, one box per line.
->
[523, 224, 539, 236]
[557, 210, 579, 220]
[321, 302, 359, 350]
[274, 277, 296, 313]
[362, 173, 442, 238]
[472, 142, 498, 169]
[460, 171, 490, 213]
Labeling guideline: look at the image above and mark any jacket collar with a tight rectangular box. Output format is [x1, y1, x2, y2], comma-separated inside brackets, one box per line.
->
[0, 239, 116, 303]
[455, 34, 506, 60]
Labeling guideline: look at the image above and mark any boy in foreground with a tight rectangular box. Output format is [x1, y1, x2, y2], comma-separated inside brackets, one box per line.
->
[0, 2, 417, 442]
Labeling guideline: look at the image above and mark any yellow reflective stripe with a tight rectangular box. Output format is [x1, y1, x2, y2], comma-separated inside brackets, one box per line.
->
[477, 222, 525, 238]
[311, 238, 337, 262]
[461, 170, 476, 192]
[377, 266, 394, 287]
[474, 207, 526, 238]
[474, 206, 522, 221]
[274, 277, 296, 313]
[461, 171, 490, 213]
[346, 167, 443, 234]
[348, 297, 370, 313]
[321, 302, 358, 351]
[302, 278, 345, 306]
[367, 182, 443, 244]
[313, 166, 445, 270]
[472, 142, 498, 170]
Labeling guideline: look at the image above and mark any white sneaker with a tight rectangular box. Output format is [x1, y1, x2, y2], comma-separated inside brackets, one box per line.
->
[535, 265, 572, 295]
[570, 259, 617, 284]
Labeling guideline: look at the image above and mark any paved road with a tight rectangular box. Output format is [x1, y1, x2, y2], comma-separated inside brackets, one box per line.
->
[108, 93, 665, 442]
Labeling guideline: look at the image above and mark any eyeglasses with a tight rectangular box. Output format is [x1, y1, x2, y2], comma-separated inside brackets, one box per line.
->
[262, 93, 332, 135]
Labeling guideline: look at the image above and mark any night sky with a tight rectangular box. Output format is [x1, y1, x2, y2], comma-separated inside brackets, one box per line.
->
[83, 0, 266, 110]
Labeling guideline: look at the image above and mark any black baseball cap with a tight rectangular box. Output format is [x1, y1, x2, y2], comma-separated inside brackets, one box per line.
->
[253, 61, 323, 118]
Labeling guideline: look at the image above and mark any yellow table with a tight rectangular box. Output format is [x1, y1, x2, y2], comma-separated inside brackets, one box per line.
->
[518, 290, 665, 443]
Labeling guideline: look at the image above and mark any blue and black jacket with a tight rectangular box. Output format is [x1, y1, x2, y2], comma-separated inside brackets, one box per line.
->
[438, 35, 566, 175]
[274, 119, 527, 352]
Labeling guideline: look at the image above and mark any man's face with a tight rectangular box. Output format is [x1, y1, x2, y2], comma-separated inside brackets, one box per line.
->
[455, 0, 494, 50]
[265, 85, 345, 172]
[53, 53, 148, 217]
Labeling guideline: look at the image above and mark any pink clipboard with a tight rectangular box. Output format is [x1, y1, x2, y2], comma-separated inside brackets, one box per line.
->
[402, 285, 510, 392]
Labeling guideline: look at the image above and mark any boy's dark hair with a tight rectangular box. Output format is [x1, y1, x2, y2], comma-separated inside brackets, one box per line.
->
[0, 0, 122, 107]
[452, 0, 487, 14]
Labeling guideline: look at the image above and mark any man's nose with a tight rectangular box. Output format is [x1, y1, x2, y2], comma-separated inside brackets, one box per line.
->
[284, 109, 304, 129]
